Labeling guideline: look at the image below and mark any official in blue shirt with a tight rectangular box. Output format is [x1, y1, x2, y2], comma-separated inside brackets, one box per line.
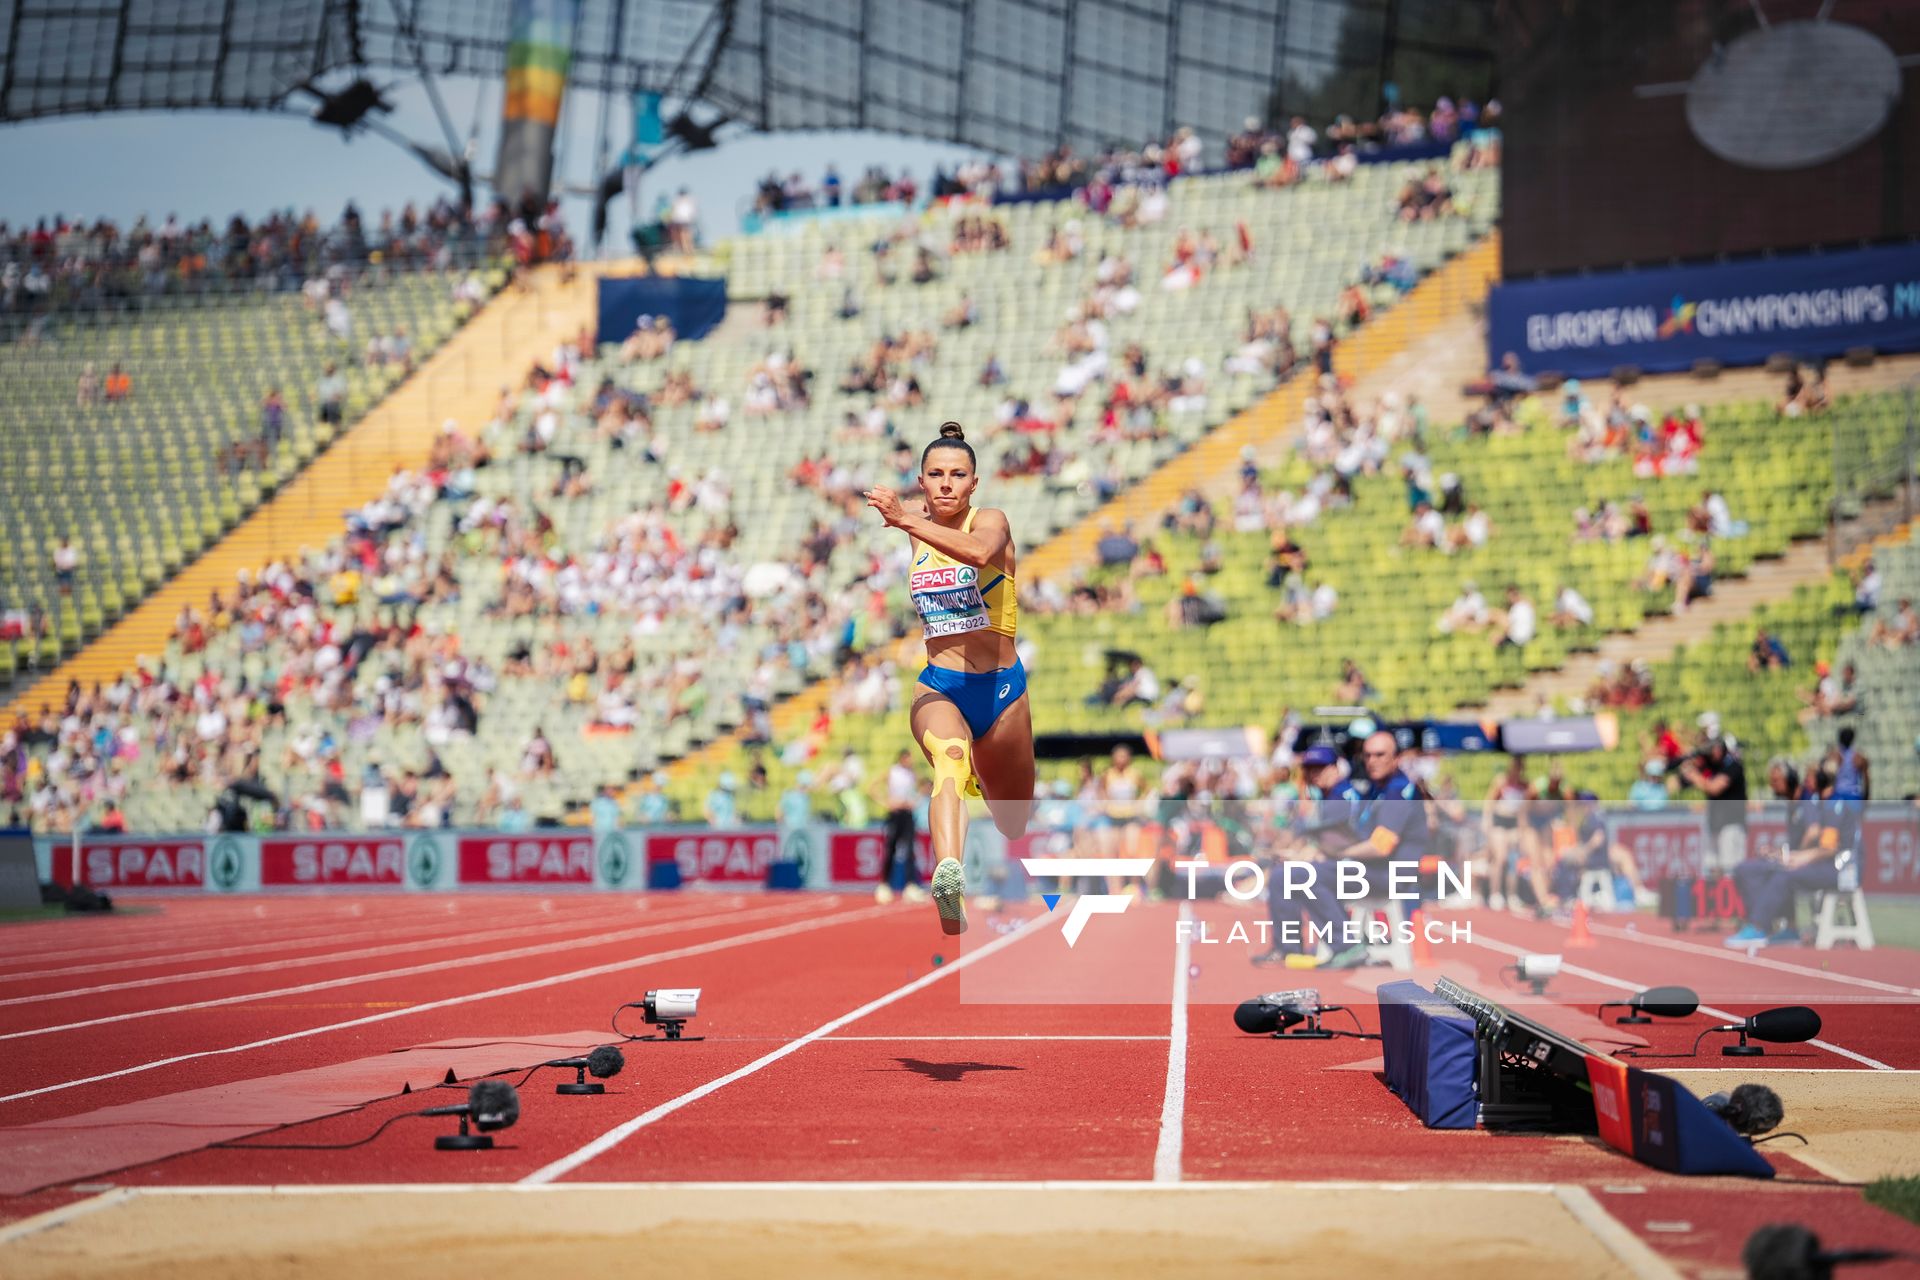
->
[1257, 731, 1426, 970]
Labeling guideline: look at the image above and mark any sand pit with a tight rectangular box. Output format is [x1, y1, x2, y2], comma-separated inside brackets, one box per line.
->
[0, 1183, 1668, 1280]
[1657, 1069, 1920, 1182]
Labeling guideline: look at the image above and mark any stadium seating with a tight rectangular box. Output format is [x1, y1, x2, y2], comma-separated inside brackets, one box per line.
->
[685, 387, 1909, 818]
[22, 157, 1498, 830]
[0, 268, 501, 683]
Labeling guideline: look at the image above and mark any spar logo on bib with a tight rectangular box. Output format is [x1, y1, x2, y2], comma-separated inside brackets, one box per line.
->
[457, 835, 595, 884]
[911, 565, 960, 592]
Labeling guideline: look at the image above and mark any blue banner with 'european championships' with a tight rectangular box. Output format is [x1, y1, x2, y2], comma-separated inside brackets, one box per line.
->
[1489, 243, 1920, 378]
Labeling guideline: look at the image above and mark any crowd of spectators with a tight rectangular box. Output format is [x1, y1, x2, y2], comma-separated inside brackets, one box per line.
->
[1, 195, 564, 322]
[739, 95, 1499, 243]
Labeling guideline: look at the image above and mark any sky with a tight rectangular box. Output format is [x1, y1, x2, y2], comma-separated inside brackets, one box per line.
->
[0, 76, 1001, 252]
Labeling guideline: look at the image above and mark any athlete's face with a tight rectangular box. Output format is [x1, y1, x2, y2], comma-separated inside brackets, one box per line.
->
[920, 447, 977, 518]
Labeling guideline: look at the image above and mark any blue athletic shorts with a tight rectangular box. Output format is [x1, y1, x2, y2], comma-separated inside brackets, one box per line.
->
[917, 658, 1028, 738]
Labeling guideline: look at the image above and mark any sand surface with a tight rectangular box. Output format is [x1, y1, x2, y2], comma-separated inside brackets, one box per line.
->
[1, 1184, 1655, 1280]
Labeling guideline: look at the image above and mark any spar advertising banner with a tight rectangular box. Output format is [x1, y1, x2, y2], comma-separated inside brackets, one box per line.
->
[260, 836, 406, 887]
[30, 807, 1914, 894]
[49, 837, 209, 891]
[1609, 805, 1920, 892]
[1606, 812, 1708, 885]
[458, 834, 597, 886]
[829, 830, 934, 884]
[1488, 242, 1920, 378]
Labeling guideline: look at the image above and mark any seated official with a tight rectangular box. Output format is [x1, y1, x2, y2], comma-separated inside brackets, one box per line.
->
[1547, 791, 1655, 909]
[1257, 730, 1430, 970]
[1727, 766, 1853, 949]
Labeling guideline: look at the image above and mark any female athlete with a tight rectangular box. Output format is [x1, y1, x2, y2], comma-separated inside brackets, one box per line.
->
[865, 421, 1035, 933]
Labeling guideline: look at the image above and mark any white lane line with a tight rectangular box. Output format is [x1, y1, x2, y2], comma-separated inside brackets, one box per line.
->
[521, 911, 1058, 1185]
[0, 899, 734, 1007]
[0, 904, 448, 965]
[818, 1035, 1170, 1041]
[1553, 1186, 1683, 1280]
[1586, 921, 1920, 998]
[0, 899, 667, 983]
[1152, 901, 1191, 1185]
[0, 900, 816, 1043]
[1468, 933, 1895, 1071]
[0, 902, 891, 1105]
[0, 1188, 133, 1246]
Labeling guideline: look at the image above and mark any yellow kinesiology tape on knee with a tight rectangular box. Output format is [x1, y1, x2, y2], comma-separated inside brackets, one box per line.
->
[921, 731, 977, 796]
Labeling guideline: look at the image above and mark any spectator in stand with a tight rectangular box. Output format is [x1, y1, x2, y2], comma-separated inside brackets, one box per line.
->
[1871, 597, 1919, 649]
[1436, 580, 1489, 635]
[1549, 582, 1594, 630]
[1797, 660, 1861, 723]
[1095, 521, 1139, 569]
[1670, 539, 1715, 615]
[316, 361, 346, 427]
[76, 362, 99, 408]
[51, 538, 79, 597]
[256, 386, 286, 466]
[1746, 628, 1791, 674]
[103, 363, 131, 404]
[1492, 584, 1535, 650]
[667, 188, 698, 253]
[1846, 558, 1882, 616]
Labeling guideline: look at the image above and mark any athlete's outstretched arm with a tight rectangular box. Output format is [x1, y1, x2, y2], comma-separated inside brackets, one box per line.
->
[866, 490, 1011, 569]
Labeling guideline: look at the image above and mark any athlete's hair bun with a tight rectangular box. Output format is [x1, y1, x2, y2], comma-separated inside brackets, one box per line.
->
[938, 420, 966, 442]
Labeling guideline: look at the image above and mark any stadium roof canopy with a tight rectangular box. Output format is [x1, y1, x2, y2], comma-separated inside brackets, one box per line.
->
[0, 0, 1492, 155]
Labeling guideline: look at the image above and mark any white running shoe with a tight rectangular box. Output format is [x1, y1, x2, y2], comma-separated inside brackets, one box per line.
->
[902, 884, 930, 904]
[874, 884, 896, 904]
[931, 858, 968, 935]
[1488, 892, 1507, 912]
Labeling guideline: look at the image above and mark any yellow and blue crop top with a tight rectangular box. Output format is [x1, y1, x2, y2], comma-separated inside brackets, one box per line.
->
[908, 508, 1017, 639]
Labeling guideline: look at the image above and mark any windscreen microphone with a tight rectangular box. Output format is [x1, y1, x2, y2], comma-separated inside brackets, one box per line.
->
[1743, 1223, 1911, 1280]
[1703, 1083, 1784, 1137]
[1234, 989, 1321, 1035]
[548, 1046, 625, 1078]
[548, 1045, 625, 1094]
[423, 1080, 520, 1149]
[1701, 1007, 1822, 1056]
[1601, 985, 1700, 1024]
[1745, 1008, 1822, 1043]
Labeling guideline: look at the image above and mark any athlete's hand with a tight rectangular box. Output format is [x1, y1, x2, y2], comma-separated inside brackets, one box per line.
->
[864, 485, 906, 527]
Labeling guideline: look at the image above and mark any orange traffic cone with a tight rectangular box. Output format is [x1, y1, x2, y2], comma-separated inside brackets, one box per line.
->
[1567, 900, 1596, 948]
[1409, 908, 1434, 967]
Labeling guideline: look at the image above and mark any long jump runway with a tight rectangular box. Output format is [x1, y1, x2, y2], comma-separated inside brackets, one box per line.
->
[1, 892, 1916, 1278]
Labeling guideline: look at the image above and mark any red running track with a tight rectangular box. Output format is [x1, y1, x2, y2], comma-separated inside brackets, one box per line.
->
[1, 891, 1916, 1278]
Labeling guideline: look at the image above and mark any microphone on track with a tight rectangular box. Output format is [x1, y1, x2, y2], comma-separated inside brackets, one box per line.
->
[547, 1045, 626, 1094]
[1700, 1007, 1822, 1056]
[423, 1080, 520, 1149]
[1599, 985, 1700, 1024]
[1234, 989, 1321, 1035]
[1743, 1223, 1913, 1280]
[1703, 1083, 1784, 1137]
[547, 1045, 626, 1078]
